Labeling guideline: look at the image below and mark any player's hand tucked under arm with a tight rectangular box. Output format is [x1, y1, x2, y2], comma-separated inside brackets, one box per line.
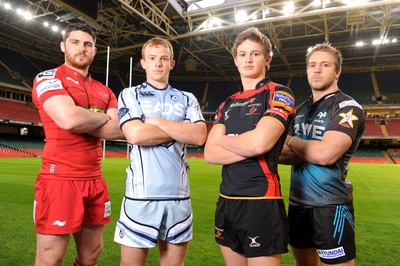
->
[204, 124, 247, 165]
[43, 95, 109, 133]
[218, 116, 285, 158]
[121, 119, 173, 145]
[88, 108, 125, 140]
[144, 117, 207, 146]
[288, 130, 352, 165]
[279, 135, 304, 165]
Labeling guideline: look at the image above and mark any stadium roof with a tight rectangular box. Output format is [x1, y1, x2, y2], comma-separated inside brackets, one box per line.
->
[0, 0, 399, 82]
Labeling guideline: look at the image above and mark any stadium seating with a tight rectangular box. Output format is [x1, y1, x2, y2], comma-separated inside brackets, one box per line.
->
[385, 118, 400, 136]
[0, 98, 41, 124]
[0, 134, 44, 157]
[364, 118, 384, 137]
[351, 147, 389, 164]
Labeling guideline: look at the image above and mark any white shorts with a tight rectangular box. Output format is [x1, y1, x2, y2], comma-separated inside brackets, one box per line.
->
[114, 197, 193, 248]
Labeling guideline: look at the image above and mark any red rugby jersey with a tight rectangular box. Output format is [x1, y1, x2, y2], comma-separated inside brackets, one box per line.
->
[32, 64, 117, 179]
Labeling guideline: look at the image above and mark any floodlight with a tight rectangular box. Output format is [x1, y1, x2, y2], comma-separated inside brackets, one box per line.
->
[236, 10, 247, 24]
[283, 1, 295, 15]
[356, 41, 364, 47]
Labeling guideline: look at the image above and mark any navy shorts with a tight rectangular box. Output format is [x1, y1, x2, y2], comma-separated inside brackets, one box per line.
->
[288, 203, 356, 264]
[214, 196, 288, 257]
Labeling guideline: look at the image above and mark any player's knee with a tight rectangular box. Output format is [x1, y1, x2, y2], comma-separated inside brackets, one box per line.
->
[35, 248, 66, 266]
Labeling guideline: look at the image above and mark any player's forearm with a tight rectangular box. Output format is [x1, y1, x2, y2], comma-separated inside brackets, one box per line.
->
[145, 118, 207, 146]
[123, 122, 173, 145]
[89, 118, 125, 140]
[288, 137, 334, 165]
[279, 136, 304, 165]
[204, 143, 246, 165]
[63, 107, 110, 133]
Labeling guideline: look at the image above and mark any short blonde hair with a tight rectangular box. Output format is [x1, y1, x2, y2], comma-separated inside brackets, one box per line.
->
[141, 37, 174, 59]
[306, 42, 342, 70]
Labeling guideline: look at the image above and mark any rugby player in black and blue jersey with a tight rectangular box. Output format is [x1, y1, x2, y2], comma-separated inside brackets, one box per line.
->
[280, 43, 365, 266]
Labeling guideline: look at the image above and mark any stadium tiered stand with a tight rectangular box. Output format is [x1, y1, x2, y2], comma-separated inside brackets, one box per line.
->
[387, 149, 400, 164]
[0, 98, 41, 124]
[351, 147, 389, 164]
[0, 134, 44, 157]
[385, 118, 400, 137]
[364, 118, 384, 137]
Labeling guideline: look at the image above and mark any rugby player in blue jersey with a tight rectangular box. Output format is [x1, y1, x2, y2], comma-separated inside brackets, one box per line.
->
[280, 43, 365, 266]
[114, 37, 207, 266]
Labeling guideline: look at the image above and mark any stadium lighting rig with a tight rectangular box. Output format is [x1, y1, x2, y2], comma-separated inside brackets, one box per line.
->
[1, 1, 64, 35]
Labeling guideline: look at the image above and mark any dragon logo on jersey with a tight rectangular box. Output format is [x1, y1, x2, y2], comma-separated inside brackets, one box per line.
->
[338, 109, 358, 128]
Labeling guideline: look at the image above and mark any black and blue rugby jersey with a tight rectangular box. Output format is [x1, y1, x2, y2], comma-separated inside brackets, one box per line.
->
[289, 90, 366, 206]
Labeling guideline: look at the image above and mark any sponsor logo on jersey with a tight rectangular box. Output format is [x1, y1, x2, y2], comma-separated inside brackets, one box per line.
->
[317, 247, 346, 259]
[272, 91, 295, 112]
[36, 69, 57, 82]
[36, 79, 63, 98]
[140, 91, 156, 97]
[248, 236, 261, 247]
[339, 100, 362, 109]
[265, 107, 289, 120]
[294, 123, 325, 140]
[338, 109, 358, 128]
[89, 107, 105, 113]
[52, 220, 66, 227]
[104, 201, 111, 217]
[118, 107, 130, 119]
[141, 100, 184, 117]
[230, 100, 250, 108]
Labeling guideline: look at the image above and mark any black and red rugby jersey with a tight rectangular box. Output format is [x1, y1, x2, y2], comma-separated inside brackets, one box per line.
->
[214, 77, 295, 198]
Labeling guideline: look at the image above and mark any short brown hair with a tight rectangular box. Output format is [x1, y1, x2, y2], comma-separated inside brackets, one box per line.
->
[306, 42, 342, 70]
[231, 27, 272, 58]
[141, 37, 174, 59]
[63, 22, 96, 44]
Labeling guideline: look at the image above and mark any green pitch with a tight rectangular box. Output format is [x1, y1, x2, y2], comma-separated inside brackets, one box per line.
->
[0, 158, 399, 265]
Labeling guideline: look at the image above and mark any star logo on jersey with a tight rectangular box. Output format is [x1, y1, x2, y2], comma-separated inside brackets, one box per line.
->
[338, 109, 358, 128]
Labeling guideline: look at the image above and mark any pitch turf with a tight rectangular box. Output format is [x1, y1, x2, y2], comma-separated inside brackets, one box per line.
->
[0, 158, 399, 265]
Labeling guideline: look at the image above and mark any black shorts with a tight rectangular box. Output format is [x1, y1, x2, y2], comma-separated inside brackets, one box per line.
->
[214, 196, 288, 258]
[288, 203, 356, 264]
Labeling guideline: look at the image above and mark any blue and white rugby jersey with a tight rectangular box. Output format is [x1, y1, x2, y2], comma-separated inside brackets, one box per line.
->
[118, 82, 205, 200]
